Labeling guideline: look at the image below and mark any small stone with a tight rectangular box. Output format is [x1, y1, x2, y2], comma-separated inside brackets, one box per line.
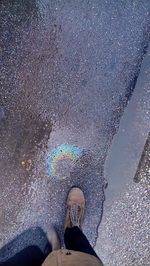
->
[21, 159, 32, 171]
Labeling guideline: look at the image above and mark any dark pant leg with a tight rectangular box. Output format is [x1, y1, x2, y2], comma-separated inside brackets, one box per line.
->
[0, 245, 49, 266]
[64, 226, 100, 260]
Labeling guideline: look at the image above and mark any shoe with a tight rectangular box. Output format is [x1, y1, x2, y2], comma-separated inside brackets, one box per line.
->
[64, 187, 85, 230]
[47, 227, 60, 251]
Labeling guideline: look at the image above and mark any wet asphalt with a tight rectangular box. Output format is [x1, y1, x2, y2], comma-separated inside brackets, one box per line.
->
[0, 0, 150, 262]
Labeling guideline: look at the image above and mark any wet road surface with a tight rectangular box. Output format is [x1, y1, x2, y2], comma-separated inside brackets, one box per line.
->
[0, 0, 150, 262]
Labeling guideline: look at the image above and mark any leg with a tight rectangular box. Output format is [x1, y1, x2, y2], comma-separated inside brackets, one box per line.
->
[64, 187, 101, 261]
[64, 226, 99, 259]
[0, 246, 48, 266]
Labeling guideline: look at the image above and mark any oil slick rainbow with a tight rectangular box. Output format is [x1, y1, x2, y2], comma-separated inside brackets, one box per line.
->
[47, 144, 82, 180]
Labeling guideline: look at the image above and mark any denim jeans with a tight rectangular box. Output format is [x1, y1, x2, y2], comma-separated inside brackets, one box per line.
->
[0, 227, 100, 266]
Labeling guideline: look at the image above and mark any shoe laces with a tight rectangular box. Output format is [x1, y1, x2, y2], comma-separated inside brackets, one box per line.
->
[69, 203, 81, 227]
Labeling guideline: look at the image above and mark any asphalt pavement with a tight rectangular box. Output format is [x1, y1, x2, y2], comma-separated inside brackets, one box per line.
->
[0, 0, 150, 263]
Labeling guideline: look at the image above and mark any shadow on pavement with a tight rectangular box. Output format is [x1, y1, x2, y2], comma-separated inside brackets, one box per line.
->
[0, 227, 51, 265]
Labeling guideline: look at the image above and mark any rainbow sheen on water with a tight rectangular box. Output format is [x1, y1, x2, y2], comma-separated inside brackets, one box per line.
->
[47, 144, 82, 180]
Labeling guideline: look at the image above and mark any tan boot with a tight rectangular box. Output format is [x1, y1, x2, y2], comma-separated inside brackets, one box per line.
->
[47, 228, 60, 251]
[64, 187, 85, 230]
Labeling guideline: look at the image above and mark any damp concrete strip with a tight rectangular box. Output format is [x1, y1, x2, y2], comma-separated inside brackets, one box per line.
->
[95, 45, 150, 265]
[103, 44, 150, 207]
